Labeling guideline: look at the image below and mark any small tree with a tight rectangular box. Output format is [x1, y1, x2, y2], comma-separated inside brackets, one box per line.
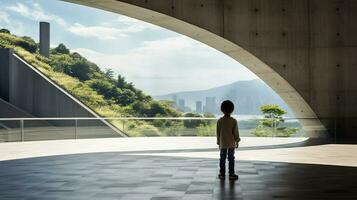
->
[252, 104, 298, 137]
[117, 74, 126, 88]
[52, 44, 70, 54]
[260, 104, 286, 130]
[104, 68, 115, 79]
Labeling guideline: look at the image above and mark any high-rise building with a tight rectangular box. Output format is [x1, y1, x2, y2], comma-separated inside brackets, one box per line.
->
[204, 97, 217, 114]
[172, 95, 177, 104]
[184, 106, 192, 113]
[178, 99, 185, 111]
[196, 101, 203, 113]
[172, 95, 177, 107]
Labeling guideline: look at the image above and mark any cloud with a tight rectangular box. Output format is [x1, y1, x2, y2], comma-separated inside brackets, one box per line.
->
[69, 15, 159, 40]
[0, 10, 25, 35]
[68, 23, 127, 40]
[114, 15, 158, 32]
[0, 11, 10, 24]
[72, 36, 257, 95]
[6, 2, 66, 26]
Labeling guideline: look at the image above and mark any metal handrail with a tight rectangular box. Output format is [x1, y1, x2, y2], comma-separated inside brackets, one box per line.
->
[0, 117, 319, 121]
[0, 116, 325, 143]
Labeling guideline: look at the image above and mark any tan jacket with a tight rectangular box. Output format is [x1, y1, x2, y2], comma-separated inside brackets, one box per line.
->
[216, 116, 240, 148]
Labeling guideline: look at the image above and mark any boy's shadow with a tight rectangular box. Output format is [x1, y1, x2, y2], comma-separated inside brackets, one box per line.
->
[218, 178, 240, 199]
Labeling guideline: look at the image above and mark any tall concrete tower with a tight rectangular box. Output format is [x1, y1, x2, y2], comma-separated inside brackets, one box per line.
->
[39, 22, 50, 57]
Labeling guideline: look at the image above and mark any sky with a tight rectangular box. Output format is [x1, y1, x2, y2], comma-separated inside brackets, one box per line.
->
[0, 0, 258, 96]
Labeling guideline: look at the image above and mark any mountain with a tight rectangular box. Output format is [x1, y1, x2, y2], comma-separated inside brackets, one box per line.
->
[154, 79, 294, 116]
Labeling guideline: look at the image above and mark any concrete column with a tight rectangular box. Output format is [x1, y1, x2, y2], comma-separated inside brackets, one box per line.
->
[39, 22, 50, 57]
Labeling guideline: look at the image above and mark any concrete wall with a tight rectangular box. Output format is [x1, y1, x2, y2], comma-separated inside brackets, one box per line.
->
[0, 48, 11, 102]
[0, 97, 33, 118]
[8, 53, 93, 118]
[64, 0, 357, 139]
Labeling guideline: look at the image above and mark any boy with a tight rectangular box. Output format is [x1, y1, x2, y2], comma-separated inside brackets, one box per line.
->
[216, 100, 240, 180]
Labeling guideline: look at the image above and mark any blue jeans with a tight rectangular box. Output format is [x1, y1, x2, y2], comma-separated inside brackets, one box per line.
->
[219, 148, 235, 175]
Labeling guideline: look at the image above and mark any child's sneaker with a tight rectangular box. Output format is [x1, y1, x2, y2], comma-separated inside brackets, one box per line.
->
[229, 174, 239, 180]
[218, 173, 225, 179]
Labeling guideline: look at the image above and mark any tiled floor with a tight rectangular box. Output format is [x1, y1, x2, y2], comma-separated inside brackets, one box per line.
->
[1, 152, 357, 200]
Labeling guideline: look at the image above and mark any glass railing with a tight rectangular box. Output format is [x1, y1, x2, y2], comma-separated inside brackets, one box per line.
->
[0, 117, 329, 142]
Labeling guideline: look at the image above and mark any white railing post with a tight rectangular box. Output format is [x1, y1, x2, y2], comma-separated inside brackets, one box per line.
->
[75, 119, 78, 139]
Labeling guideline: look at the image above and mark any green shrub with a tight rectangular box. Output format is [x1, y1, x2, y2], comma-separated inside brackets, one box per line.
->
[52, 43, 70, 54]
[18, 36, 38, 53]
[251, 124, 298, 137]
[0, 28, 10, 34]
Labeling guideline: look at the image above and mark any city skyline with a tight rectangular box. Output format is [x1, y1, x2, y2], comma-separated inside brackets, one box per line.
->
[174, 96, 218, 114]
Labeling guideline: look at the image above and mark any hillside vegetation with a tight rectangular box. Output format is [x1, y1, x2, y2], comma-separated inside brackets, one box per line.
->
[0, 29, 193, 136]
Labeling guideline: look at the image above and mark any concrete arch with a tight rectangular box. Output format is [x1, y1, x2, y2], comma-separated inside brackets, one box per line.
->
[62, 0, 331, 137]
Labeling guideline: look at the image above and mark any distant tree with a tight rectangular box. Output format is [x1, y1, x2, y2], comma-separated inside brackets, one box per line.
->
[203, 112, 215, 118]
[49, 54, 74, 74]
[17, 36, 37, 53]
[104, 68, 115, 79]
[202, 112, 216, 125]
[183, 113, 205, 128]
[148, 102, 166, 117]
[134, 90, 150, 102]
[71, 52, 82, 60]
[0, 29, 10, 34]
[87, 79, 116, 99]
[116, 88, 136, 106]
[117, 74, 126, 88]
[53, 43, 70, 54]
[126, 82, 135, 91]
[132, 101, 150, 116]
[70, 60, 93, 81]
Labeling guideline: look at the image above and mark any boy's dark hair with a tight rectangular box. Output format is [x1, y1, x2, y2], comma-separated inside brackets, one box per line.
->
[221, 100, 234, 114]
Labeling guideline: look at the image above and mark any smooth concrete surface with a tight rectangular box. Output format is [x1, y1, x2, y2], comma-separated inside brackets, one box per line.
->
[0, 98, 33, 118]
[39, 22, 50, 57]
[2, 137, 356, 168]
[0, 137, 308, 161]
[0, 137, 357, 199]
[62, 0, 357, 139]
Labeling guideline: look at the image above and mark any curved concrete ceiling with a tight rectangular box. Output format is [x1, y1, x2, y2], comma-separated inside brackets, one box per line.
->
[61, 0, 325, 136]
